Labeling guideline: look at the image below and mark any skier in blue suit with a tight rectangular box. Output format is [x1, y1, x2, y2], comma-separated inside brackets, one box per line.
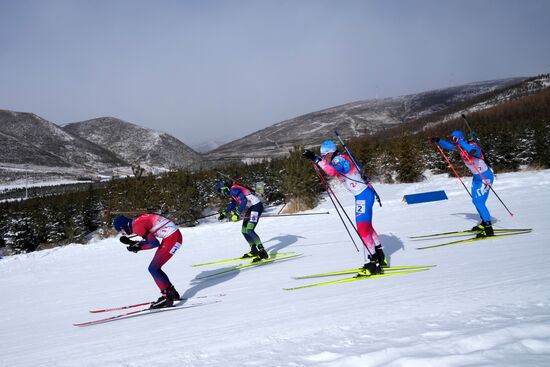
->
[429, 130, 494, 237]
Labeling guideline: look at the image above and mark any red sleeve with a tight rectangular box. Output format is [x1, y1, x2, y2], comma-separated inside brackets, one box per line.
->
[131, 216, 149, 237]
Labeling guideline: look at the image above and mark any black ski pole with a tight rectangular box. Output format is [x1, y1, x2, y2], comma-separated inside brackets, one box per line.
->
[313, 164, 377, 258]
[333, 130, 382, 207]
[461, 113, 476, 140]
[461, 114, 494, 169]
[243, 212, 330, 219]
[311, 162, 360, 252]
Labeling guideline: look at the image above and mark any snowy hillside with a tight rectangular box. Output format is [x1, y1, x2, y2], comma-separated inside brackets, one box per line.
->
[0, 110, 127, 170]
[1, 170, 550, 366]
[63, 117, 202, 171]
[206, 77, 525, 161]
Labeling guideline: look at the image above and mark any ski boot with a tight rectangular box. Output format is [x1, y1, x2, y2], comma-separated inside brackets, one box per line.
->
[150, 285, 180, 309]
[356, 255, 383, 277]
[375, 245, 388, 268]
[475, 221, 495, 238]
[241, 244, 259, 259]
[165, 284, 180, 301]
[471, 223, 484, 231]
[252, 244, 269, 263]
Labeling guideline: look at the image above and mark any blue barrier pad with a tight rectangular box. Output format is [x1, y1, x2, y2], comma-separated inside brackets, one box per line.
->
[403, 190, 448, 204]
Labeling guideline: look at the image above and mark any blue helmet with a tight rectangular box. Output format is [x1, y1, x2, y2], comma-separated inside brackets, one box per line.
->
[113, 214, 132, 234]
[215, 180, 230, 195]
[450, 130, 464, 141]
[320, 140, 337, 156]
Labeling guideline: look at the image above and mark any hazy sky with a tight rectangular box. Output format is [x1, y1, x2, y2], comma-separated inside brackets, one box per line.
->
[1, 0, 549, 148]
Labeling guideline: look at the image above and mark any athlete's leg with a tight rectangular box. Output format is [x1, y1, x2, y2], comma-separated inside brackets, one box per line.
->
[355, 188, 378, 254]
[241, 203, 264, 246]
[471, 172, 493, 223]
[148, 232, 182, 291]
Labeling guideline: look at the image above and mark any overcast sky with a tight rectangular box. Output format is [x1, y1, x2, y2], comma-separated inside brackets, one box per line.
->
[1, 0, 549, 149]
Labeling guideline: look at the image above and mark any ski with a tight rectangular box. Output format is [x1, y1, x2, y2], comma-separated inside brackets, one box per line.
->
[191, 252, 295, 267]
[410, 228, 532, 239]
[89, 293, 226, 313]
[293, 265, 436, 279]
[284, 268, 430, 291]
[74, 300, 221, 327]
[197, 253, 302, 279]
[416, 230, 532, 250]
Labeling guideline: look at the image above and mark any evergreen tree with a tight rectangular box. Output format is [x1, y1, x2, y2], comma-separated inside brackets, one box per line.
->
[395, 134, 425, 183]
[279, 146, 321, 212]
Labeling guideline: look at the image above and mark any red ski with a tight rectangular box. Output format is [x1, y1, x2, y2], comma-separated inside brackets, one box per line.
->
[89, 293, 226, 313]
[75, 300, 220, 327]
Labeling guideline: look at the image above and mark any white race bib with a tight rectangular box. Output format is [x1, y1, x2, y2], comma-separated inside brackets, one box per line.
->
[356, 200, 366, 214]
[169, 242, 182, 255]
[249, 211, 259, 223]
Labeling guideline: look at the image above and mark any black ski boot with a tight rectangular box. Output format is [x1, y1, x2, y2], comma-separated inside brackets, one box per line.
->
[375, 245, 388, 267]
[241, 245, 259, 259]
[252, 244, 269, 262]
[165, 284, 180, 301]
[150, 285, 179, 309]
[475, 221, 495, 238]
[471, 223, 484, 231]
[356, 256, 383, 277]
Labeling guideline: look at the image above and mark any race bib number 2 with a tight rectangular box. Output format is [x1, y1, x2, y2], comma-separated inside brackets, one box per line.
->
[356, 200, 366, 214]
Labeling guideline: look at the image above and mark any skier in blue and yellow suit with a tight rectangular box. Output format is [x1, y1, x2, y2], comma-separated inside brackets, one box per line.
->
[429, 130, 495, 237]
[216, 180, 269, 261]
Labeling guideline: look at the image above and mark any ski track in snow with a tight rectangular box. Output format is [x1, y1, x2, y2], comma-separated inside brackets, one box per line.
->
[1, 170, 550, 366]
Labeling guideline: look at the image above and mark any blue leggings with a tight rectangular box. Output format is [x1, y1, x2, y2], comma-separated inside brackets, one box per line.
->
[471, 171, 493, 222]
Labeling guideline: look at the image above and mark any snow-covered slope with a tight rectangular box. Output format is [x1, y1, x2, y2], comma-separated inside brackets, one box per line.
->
[206, 78, 525, 161]
[63, 117, 202, 171]
[1, 170, 550, 366]
[0, 109, 127, 169]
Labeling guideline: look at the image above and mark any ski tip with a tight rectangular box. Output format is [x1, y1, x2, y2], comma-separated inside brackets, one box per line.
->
[383, 264, 437, 270]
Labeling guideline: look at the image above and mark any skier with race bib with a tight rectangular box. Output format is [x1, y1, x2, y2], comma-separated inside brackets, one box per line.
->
[304, 140, 387, 276]
[216, 180, 269, 262]
[429, 130, 495, 237]
[113, 213, 183, 309]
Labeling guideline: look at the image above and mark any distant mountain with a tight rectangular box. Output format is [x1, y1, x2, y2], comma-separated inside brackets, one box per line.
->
[63, 117, 202, 171]
[0, 110, 126, 169]
[191, 140, 229, 153]
[205, 78, 527, 161]
[3, 75, 546, 184]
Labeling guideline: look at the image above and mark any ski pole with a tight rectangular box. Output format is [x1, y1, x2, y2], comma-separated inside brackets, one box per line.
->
[461, 114, 476, 140]
[333, 130, 382, 206]
[461, 114, 494, 169]
[242, 212, 330, 219]
[311, 162, 360, 252]
[456, 145, 514, 217]
[314, 162, 379, 257]
[315, 166, 376, 258]
[431, 141, 472, 198]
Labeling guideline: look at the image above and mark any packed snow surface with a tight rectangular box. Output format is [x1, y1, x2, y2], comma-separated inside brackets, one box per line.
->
[1, 170, 550, 367]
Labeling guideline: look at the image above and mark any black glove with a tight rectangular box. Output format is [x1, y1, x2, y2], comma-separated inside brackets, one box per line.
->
[127, 242, 143, 253]
[303, 149, 320, 163]
[218, 211, 227, 221]
[120, 236, 138, 245]
[428, 136, 440, 143]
